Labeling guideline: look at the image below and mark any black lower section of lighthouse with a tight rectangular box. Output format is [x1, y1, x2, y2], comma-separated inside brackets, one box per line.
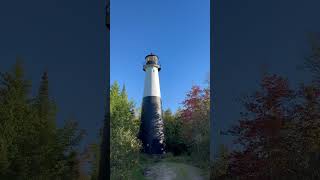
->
[138, 96, 165, 154]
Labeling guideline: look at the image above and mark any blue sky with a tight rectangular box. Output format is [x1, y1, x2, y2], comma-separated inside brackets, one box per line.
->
[0, 0, 106, 145]
[110, 0, 210, 112]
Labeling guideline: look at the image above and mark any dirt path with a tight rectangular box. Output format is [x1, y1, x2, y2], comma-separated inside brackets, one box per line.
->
[143, 162, 206, 180]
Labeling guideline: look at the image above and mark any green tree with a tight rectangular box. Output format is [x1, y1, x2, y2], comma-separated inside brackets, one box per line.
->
[0, 60, 85, 179]
[110, 82, 141, 179]
[163, 109, 186, 155]
[32, 71, 58, 178]
[0, 60, 34, 178]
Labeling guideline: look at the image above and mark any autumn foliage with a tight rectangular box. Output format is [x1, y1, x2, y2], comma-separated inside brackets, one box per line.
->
[163, 84, 210, 168]
[218, 74, 320, 179]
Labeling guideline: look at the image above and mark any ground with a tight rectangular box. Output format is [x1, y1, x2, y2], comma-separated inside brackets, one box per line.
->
[144, 162, 205, 180]
[132, 154, 209, 180]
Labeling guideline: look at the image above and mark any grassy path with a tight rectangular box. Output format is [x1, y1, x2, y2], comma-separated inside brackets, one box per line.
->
[144, 162, 205, 180]
[132, 154, 209, 180]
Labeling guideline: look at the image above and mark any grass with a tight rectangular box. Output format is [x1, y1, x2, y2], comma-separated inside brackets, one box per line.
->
[131, 154, 160, 180]
[162, 153, 210, 179]
[153, 162, 204, 180]
[131, 165, 145, 180]
[162, 153, 193, 163]
[174, 163, 189, 178]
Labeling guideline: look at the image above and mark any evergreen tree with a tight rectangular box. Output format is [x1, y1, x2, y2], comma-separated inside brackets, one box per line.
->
[0, 59, 36, 178]
[120, 84, 126, 98]
[36, 71, 56, 130]
[110, 81, 141, 179]
[33, 71, 59, 178]
[0, 60, 85, 179]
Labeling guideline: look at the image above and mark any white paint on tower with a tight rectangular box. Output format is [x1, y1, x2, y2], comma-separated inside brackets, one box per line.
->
[143, 65, 161, 97]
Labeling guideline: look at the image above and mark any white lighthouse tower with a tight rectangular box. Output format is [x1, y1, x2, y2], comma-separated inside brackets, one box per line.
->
[138, 53, 165, 154]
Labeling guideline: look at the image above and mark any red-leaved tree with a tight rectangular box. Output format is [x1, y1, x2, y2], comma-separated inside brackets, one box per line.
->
[179, 84, 210, 168]
[226, 74, 320, 179]
[227, 74, 295, 179]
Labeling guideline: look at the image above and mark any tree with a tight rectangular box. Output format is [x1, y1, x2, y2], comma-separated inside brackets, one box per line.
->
[110, 81, 141, 179]
[0, 60, 85, 179]
[227, 74, 295, 179]
[227, 74, 320, 179]
[163, 108, 186, 155]
[32, 71, 59, 178]
[0, 60, 33, 178]
[179, 84, 210, 168]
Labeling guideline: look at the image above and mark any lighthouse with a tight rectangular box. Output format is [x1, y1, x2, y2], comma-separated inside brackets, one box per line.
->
[138, 53, 165, 154]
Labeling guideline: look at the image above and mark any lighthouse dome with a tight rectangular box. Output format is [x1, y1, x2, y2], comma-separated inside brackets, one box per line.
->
[143, 53, 161, 71]
[145, 53, 159, 65]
